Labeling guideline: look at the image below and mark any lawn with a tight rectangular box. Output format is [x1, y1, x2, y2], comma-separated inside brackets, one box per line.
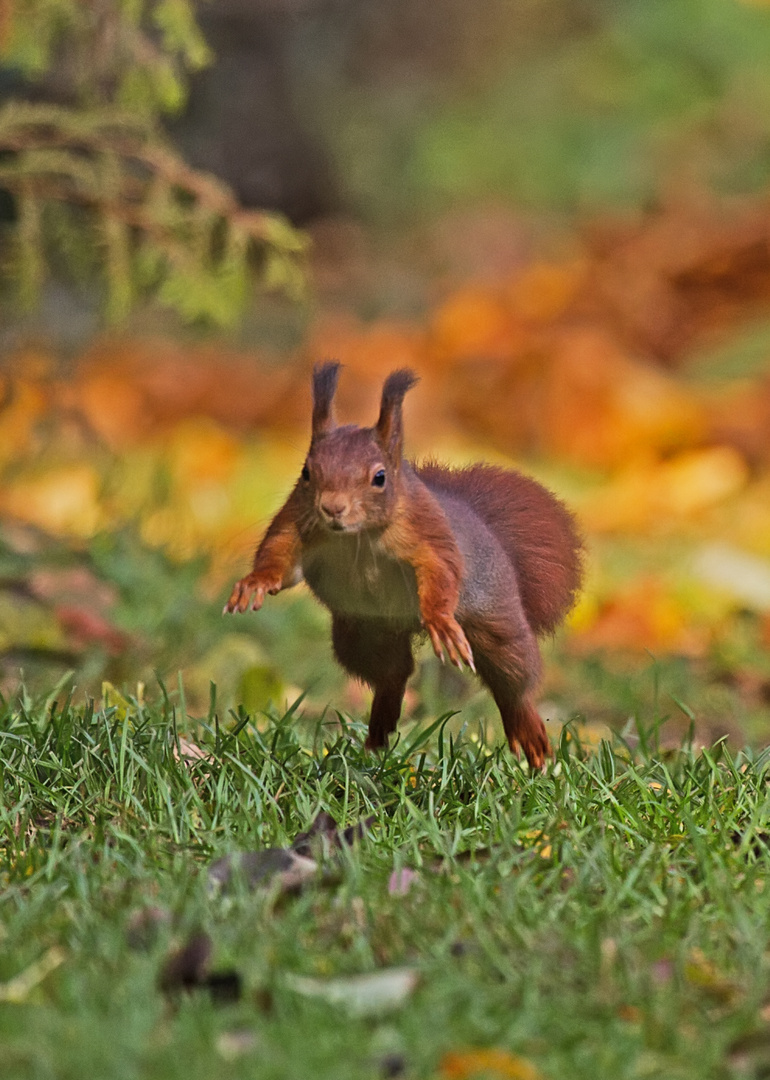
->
[2, 683, 770, 1080]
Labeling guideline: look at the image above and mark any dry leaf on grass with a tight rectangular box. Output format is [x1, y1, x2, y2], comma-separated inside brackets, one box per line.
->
[158, 931, 241, 1003]
[208, 849, 319, 894]
[387, 868, 419, 896]
[284, 967, 419, 1017]
[0, 947, 65, 1003]
[440, 1047, 544, 1080]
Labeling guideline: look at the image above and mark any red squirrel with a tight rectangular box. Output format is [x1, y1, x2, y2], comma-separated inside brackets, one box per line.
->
[225, 363, 583, 768]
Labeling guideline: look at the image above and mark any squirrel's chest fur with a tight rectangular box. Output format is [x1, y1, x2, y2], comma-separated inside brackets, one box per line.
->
[301, 533, 421, 626]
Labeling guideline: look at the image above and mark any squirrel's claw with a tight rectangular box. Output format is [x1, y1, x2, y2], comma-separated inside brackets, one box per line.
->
[223, 579, 246, 614]
[224, 573, 278, 614]
[426, 625, 446, 664]
[426, 614, 475, 673]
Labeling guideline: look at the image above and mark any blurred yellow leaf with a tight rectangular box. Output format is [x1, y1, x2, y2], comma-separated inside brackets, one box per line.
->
[140, 502, 203, 560]
[717, 475, 770, 559]
[165, 418, 243, 488]
[0, 463, 103, 537]
[102, 682, 133, 722]
[657, 447, 749, 515]
[583, 447, 749, 533]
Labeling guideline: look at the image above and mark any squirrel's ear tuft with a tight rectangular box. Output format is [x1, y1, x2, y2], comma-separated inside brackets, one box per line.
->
[376, 368, 419, 461]
[312, 362, 341, 439]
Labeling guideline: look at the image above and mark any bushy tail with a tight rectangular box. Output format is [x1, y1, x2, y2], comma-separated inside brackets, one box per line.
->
[417, 463, 583, 635]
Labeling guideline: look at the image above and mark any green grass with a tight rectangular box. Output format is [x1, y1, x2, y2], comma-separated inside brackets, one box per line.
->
[3, 686, 770, 1079]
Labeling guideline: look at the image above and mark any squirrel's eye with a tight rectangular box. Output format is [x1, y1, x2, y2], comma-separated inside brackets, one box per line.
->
[301, 465, 310, 482]
[372, 469, 386, 488]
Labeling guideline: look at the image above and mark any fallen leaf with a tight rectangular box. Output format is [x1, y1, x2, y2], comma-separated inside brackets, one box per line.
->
[0, 947, 65, 1003]
[173, 736, 210, 763]
[216, 1030, 258, 1061]
[158, 931, 242, 1003]
[388, 868, 419, 896]
[158, 931, 212, 994]
[208, 848, 318, 894]
[440, 1047, 544, 1080]
[293, 812, 374, 857]
[284, 967, 419, 1017]
[684, 948, 738, 1003]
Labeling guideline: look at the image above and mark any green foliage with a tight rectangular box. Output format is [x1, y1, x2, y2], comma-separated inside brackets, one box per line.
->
[320, 0, 770, 223]
[3, 0, 211, 117]
[0, 1, 307, 325]
[2, 693, 770, 1078]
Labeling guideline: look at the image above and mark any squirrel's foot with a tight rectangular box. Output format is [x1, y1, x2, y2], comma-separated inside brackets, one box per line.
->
[223, 572, 282, 614]
[515, 724, 551, 772]
[425, 613, 475, 672]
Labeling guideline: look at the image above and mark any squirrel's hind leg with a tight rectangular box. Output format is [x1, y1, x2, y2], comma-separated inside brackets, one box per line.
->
[499, 695, 551, 770]
[467, 621, 551, 769]
[331, 616, 415, 750]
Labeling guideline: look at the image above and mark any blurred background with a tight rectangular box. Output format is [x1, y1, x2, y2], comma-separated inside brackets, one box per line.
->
[3, 0, 770, 746]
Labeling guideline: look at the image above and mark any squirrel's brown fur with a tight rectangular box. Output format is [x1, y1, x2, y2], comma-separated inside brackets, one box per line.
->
[225, 363, 583, 768]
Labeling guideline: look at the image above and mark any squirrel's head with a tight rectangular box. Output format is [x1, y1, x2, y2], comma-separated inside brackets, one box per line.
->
[297, 362, 418, 535]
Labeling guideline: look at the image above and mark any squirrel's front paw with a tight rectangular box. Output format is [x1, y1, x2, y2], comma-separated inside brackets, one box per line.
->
[425, 613, 475, 672]
[224, 572, 282, 614]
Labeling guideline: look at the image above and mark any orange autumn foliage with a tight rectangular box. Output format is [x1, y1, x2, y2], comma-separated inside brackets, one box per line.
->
[440, 1048, 544, 1080]
[539, 328, 706, 468]
[69, 338, 304, 447]
[430, 286, 526, 364]
[506, 260, 586, 325]
[0, 376, 50, 464]
[5, 197, 770, 662]
[571, 577, 708, 656]
[440, 327, 705, 468]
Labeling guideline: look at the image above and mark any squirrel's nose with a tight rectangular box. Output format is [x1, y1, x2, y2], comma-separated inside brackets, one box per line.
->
[320, 496, 348, 520]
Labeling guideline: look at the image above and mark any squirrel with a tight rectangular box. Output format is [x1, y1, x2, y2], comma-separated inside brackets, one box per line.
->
[225, 363, 583, 768]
